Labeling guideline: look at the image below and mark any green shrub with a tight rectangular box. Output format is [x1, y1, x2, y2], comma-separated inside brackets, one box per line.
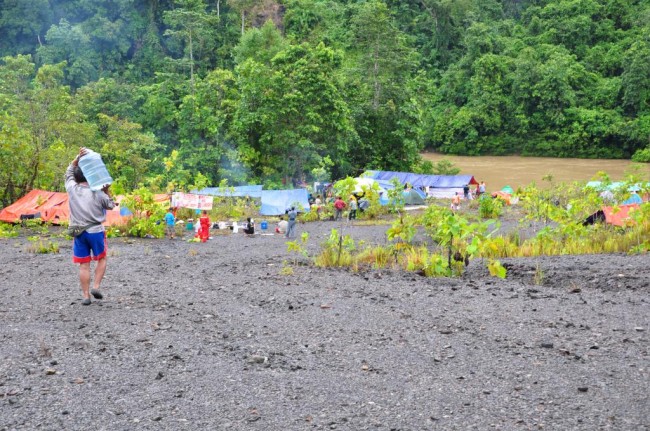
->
[123, 187, 166, 238]
[0, 223, 19, 238]
[314, 229, 356, 267]
[479, 195, 503, 218]
[27, 240, 59, 254]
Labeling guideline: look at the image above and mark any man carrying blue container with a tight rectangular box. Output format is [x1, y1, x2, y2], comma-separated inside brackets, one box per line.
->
[65, 148, 115, 305]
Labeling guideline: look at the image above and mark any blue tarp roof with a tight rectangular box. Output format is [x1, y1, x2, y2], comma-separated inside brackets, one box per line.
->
[622, 193, 643, 205]
[586, 181, 648, 192]
[260, 189, 310, 216]
[192, 185, 263, 198]
[364, 171, 477, 188]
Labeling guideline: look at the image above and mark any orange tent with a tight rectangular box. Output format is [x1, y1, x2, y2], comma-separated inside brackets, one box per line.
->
[0, 190, 69, 224]
[490, 191, 512, 205]
[602, 204, 641, 227]
[0, 189, 170, 226]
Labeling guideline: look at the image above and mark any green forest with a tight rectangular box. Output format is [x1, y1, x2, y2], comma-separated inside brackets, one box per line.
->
[1, 0, 649, 207]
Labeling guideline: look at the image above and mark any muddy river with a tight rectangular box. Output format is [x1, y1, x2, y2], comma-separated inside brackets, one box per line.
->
[422, 153, 648, 191]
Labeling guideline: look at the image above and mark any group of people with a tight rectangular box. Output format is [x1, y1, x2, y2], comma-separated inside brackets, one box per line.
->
[164, 209, 212, 242]
[64, 149, 363, 306]
[310, 193, 369, 221]
[165, 208, 258, 240]
[452, 181, 487, 211]
[334, 194, 373, 220]
[461, 181, 487, 200]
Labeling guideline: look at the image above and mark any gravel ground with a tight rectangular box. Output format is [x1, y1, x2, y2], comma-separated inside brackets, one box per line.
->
[0, 221, 648, 430]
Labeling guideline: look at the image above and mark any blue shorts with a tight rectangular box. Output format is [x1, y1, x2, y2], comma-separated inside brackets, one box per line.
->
[73, 231, 107, 263]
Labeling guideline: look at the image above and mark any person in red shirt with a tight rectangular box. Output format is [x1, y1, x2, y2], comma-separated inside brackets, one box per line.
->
[198, 210, 211, 242]
[334, 196, 346, 221]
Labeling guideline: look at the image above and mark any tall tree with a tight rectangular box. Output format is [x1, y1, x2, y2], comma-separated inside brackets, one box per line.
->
[0, 55, 94, 205]
[345, 1, 422, 171]
[0, 0, 53, 56]
[163, 0, 220, 92]
[233, 31, 356, 185]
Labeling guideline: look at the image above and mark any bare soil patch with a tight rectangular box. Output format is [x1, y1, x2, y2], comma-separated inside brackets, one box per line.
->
[1, 222, 648, 430]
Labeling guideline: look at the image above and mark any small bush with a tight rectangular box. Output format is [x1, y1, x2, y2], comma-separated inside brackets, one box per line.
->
[479, 196, 503, 218]
[0, 223, 19, 238]
[27, 240, 59, 254]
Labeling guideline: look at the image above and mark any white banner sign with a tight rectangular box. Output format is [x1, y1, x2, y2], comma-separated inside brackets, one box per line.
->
[171, 192, 213, 210]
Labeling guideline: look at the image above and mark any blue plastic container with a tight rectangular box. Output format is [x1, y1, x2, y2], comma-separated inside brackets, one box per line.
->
[78, 150, 113, 191]
[260, 220, 268, 231]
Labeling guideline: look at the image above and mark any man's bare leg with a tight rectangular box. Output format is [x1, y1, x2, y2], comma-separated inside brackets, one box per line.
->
[93, 256, 107, 292]
[79, 262, 91, 299]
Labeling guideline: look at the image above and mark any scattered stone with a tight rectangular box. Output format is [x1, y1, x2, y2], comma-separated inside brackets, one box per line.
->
[578, 387, 589, 392]
[45, 368, 56, 375]
[634, 327, 645, 332]
[249, 355, 267, 364]
[540, 342, 554, 349]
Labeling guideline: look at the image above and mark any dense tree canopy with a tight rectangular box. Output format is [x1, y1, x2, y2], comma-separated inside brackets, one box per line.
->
[0, 0, 649, 206]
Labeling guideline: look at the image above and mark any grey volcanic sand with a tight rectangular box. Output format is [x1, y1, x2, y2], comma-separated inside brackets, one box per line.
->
[1, 221, 648, 430]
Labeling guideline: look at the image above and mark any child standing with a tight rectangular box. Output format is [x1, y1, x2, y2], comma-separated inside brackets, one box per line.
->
[165, 207, 175, 239]
[451, 192, 461, 211]
[198, 210, 211, 242]
[348, 196, 358, 220]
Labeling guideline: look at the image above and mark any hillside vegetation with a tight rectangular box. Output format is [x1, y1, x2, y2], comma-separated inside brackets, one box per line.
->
[1, 0, 649, 208]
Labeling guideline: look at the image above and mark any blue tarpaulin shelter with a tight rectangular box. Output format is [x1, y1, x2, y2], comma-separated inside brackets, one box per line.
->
[260, 189, 310, 216]
[586, 181, 648, 192]
[363, 171, 477, 198]
[623, 193, 643, 205]
[192, 185, 263, 198]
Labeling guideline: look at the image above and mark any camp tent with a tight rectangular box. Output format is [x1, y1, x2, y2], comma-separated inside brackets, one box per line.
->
[352, 177, 387, 196]
[0, 190, 68, 224]
[363, 171, 477, 199]
[602, 204, 640, 227]
[622, 193, 643, 205]
[260, 189, 310, 216]
[0, 189, 169, 226]
[402, 189, 425, 205]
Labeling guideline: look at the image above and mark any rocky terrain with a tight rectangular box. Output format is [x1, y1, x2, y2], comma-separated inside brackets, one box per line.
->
[0, 221, 648, 430]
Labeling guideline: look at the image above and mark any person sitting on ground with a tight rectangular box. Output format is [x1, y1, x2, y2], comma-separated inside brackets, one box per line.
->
[243, 217, 255, 235]
[276, 216, 288, 234]
[358, 197, 370, 212]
